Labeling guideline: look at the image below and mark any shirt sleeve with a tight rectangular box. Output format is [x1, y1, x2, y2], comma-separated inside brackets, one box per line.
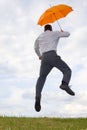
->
[34, 38, 41, 57]
[54, 31, 70, 38]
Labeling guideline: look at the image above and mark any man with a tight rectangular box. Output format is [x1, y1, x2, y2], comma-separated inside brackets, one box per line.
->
[34, 24, 75, 112]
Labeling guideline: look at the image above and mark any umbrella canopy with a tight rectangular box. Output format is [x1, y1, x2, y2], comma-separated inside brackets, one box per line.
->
[37, 4, 73, 26]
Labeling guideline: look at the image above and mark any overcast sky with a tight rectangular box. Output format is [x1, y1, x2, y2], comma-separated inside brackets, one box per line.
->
[0, 0, 87, 117]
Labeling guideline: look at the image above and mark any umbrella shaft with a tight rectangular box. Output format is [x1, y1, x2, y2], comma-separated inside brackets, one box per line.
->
[56, 20, 62, 30]
[49, 4, 62, 31]
[53, 13, 62, 31]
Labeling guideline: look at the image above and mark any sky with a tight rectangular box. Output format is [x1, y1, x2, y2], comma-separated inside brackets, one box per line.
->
[0, 0, 87, 117]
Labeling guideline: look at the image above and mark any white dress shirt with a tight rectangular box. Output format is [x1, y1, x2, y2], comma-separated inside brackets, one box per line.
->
[34, 30, 70, 57]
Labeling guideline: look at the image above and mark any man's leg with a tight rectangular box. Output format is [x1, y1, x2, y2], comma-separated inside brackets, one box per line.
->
[35, 58, 53, 112]
[36, 62, 53, 97]
[54, 55, 75, 96]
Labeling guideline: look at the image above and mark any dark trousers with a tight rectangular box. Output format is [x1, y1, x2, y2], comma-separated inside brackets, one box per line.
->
[35, 51, 71, 97]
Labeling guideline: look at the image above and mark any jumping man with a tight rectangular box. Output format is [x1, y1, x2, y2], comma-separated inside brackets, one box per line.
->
[34, 24, 75, 112]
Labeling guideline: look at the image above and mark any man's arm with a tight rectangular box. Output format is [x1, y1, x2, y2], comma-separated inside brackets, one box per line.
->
[34, 39, 42, 60]
[54, 30, 70, 38]
[59, 30, 70, 37]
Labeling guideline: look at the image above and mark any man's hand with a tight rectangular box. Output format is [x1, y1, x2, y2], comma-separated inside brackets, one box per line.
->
[61, 29, 64, 32]
[39, 56, 42, 60]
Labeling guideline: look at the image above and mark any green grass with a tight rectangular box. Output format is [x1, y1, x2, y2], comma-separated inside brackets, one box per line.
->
[0, 116, 87, 130]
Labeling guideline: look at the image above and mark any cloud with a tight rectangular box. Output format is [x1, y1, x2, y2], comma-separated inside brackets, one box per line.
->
[0, 0, 38, 78]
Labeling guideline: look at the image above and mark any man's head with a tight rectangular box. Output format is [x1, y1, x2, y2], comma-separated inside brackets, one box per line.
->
[44, 24, 52, 31]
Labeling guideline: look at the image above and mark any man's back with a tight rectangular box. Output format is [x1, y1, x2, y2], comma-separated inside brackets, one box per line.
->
[35, 30, 70, 55]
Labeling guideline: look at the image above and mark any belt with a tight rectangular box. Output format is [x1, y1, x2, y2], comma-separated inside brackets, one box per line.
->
[43, 50, 56, 55]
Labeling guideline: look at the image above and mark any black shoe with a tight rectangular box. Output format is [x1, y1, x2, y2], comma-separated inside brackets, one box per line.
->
[35, 96, 41, 112]
[60, 84, 75, 96]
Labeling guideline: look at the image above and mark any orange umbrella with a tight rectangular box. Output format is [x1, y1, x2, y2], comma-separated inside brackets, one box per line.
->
[37, 4, 73, 30]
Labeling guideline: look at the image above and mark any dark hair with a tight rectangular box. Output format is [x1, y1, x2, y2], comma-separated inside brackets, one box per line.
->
[44, 24, 52, 31]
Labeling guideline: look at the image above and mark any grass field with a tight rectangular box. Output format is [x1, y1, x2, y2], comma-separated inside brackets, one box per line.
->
[0, 116, 87, 130]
